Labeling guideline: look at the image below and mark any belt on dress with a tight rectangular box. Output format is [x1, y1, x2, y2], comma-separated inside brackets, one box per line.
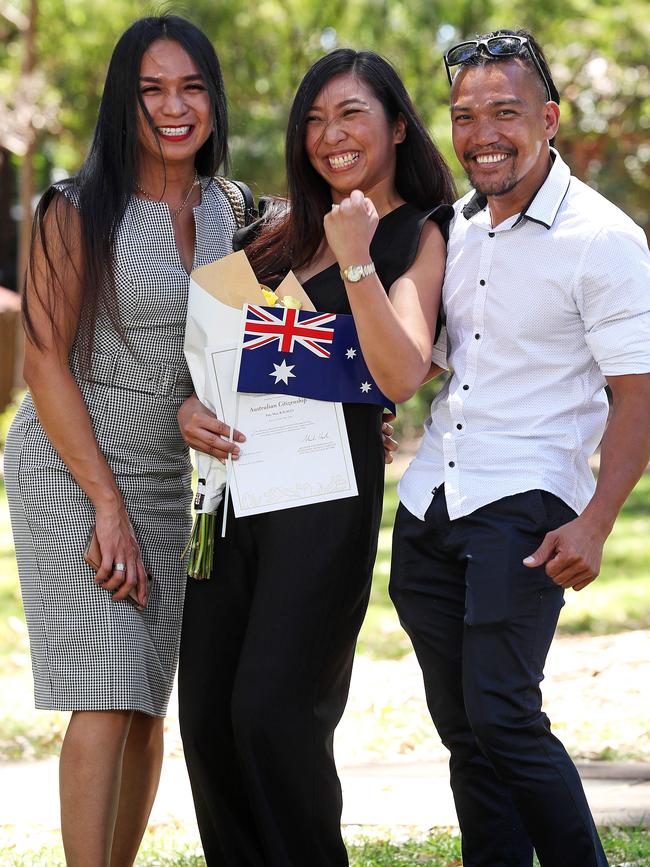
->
[79, 352, 194, 400]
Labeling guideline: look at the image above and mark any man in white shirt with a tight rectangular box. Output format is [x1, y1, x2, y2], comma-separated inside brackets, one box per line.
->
[390, 28, 650, 867]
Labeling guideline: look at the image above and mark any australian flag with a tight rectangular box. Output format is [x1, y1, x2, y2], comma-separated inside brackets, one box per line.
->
[235, 304, 396, 413]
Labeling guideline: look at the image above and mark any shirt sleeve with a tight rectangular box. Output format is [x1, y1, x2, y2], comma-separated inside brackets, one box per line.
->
[431, 323, 449, 370]
[576, 223, 650, 375]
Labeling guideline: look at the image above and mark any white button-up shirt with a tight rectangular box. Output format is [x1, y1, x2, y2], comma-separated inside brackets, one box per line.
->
[399, 150, 650, 521]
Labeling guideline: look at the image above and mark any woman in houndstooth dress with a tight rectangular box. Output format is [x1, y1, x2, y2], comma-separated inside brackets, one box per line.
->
[4, 16, 243, 866]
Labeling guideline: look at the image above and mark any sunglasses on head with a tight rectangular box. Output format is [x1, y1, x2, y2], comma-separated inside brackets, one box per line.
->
[444, 35, 554, 103]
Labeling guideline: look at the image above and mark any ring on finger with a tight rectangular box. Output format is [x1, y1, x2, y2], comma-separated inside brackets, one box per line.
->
[113, 562, 126, 572]
[331, 203, 340, 211]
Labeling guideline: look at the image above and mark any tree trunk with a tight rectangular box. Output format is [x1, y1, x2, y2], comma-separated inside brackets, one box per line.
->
[0, 147, 17, 290]
[14, 0, 38, 394]
[16, 0, 38, 288]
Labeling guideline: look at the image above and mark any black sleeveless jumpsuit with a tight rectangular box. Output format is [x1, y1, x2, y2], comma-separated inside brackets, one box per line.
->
[179, 203, 448, 866]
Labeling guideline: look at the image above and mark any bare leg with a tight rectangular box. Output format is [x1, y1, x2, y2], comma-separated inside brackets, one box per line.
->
[60, 710, 134, 867]
[110, 712, 165, 867]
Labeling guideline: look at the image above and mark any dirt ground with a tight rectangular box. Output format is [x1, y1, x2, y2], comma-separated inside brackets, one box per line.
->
[158, 628, 650, 769]
[161, 450, 650, 766]
[339, 628, 650, 765]
[318, 450, 647, 766]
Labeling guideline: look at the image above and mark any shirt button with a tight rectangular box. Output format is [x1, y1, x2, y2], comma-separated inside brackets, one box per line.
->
[449, 461, 455, 468]
[456, 423, 463, 430]
[479, 279, 486, 286]
[488, 232, 495, 238]
[475, 333, 481, 340]
[462, 384, 469, 391]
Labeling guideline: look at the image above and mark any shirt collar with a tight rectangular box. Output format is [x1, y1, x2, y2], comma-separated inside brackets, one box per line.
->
[461, 148, 571, 230]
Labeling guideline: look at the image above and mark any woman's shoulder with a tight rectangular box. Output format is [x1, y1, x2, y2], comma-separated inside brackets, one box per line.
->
[35, 180, 82, 245]
[372, 201, 451, 289]
[202, 176, 257, 229]
[374, 201, 448, 252]
[50, 178, 81, 209]
[381, 201, 454, 237]
[422, 203, 455, 242]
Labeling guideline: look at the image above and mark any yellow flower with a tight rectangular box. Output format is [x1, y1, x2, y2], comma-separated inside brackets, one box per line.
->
[260, 286, 279, 306]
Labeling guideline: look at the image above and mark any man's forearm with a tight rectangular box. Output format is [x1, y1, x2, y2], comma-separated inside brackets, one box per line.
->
[581, 373, 650, 536]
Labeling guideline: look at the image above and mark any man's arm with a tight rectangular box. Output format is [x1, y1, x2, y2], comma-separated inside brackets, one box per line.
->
[524, 373, 650, 590]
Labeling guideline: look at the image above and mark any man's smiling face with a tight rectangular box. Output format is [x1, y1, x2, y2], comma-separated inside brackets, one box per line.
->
[450, 59, 559, 207]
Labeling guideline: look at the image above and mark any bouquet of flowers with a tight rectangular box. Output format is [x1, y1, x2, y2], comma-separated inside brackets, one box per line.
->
[183, 251, 313, 579]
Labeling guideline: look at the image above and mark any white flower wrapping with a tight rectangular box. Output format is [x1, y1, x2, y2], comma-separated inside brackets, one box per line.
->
[183, 251, 313, 578]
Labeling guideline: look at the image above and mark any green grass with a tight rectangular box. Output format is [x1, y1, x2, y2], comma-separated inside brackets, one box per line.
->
[557, 477, 650, 634]
[358, 472, 650, 659]
[0, 825, 649, 866]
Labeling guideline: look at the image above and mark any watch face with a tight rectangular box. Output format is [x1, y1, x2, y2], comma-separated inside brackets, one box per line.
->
[347, 265, 364, 282]
[342, 262, 375, 282]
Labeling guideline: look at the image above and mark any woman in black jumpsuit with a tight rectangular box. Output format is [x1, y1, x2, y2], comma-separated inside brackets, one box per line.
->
[178, 49, 455, 866]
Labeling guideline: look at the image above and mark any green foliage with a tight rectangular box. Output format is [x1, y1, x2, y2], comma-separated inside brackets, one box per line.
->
[395, 375, 448, 441]
[2, 0, 648, 223]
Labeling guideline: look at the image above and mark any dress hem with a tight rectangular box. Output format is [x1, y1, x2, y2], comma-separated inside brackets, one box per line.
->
[33, 700, 166, 718]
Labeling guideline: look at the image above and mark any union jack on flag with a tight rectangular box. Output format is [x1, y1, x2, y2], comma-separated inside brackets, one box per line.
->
[243, 305, 336, 358]
[236, 304, 395, 412]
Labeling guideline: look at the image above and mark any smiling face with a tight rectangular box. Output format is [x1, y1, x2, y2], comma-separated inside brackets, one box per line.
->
[137, 38, 212, 172]
[450, 59, 559, 219]
[304, 72, 406, 205]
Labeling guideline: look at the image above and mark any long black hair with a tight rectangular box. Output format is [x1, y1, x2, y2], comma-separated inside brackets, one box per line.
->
[24, 15, 229, 374]
[247, 48, 456, 282]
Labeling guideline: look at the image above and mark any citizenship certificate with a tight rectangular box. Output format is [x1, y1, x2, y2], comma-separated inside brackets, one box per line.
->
[206, 345, 358, 516]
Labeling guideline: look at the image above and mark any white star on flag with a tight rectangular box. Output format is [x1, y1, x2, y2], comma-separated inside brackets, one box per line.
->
[360, 381, 372, 394]
[270, 360, 296, 385]
[345, 347, 357, 359]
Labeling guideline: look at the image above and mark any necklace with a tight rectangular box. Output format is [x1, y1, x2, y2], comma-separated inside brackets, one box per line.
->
[134, 170, 199, 220]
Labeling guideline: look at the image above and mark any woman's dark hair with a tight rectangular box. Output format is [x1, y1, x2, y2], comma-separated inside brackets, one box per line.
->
[24, 15, 228, 374]
[246, 48, 456, 283]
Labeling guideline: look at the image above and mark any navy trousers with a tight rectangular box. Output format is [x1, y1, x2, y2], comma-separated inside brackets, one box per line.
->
[390, 487, 608, 867]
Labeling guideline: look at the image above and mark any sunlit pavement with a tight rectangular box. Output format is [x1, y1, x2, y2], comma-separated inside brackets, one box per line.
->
[1, 753, 649, 844]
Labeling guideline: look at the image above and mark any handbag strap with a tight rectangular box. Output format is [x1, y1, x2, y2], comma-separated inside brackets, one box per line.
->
[213, 176, 256, 228]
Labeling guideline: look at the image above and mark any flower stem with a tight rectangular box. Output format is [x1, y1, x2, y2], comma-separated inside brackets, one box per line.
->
[184, 512, 217, 580]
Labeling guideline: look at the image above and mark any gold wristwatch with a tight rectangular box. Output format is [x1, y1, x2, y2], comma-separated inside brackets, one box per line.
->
[340, 262, 376, 283]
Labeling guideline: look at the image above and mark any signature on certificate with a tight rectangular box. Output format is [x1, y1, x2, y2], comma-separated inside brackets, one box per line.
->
[304, 431, 331, 443]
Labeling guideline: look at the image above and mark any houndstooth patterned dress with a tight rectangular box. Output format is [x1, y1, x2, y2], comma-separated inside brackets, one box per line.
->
[4, 178, 239, 715]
